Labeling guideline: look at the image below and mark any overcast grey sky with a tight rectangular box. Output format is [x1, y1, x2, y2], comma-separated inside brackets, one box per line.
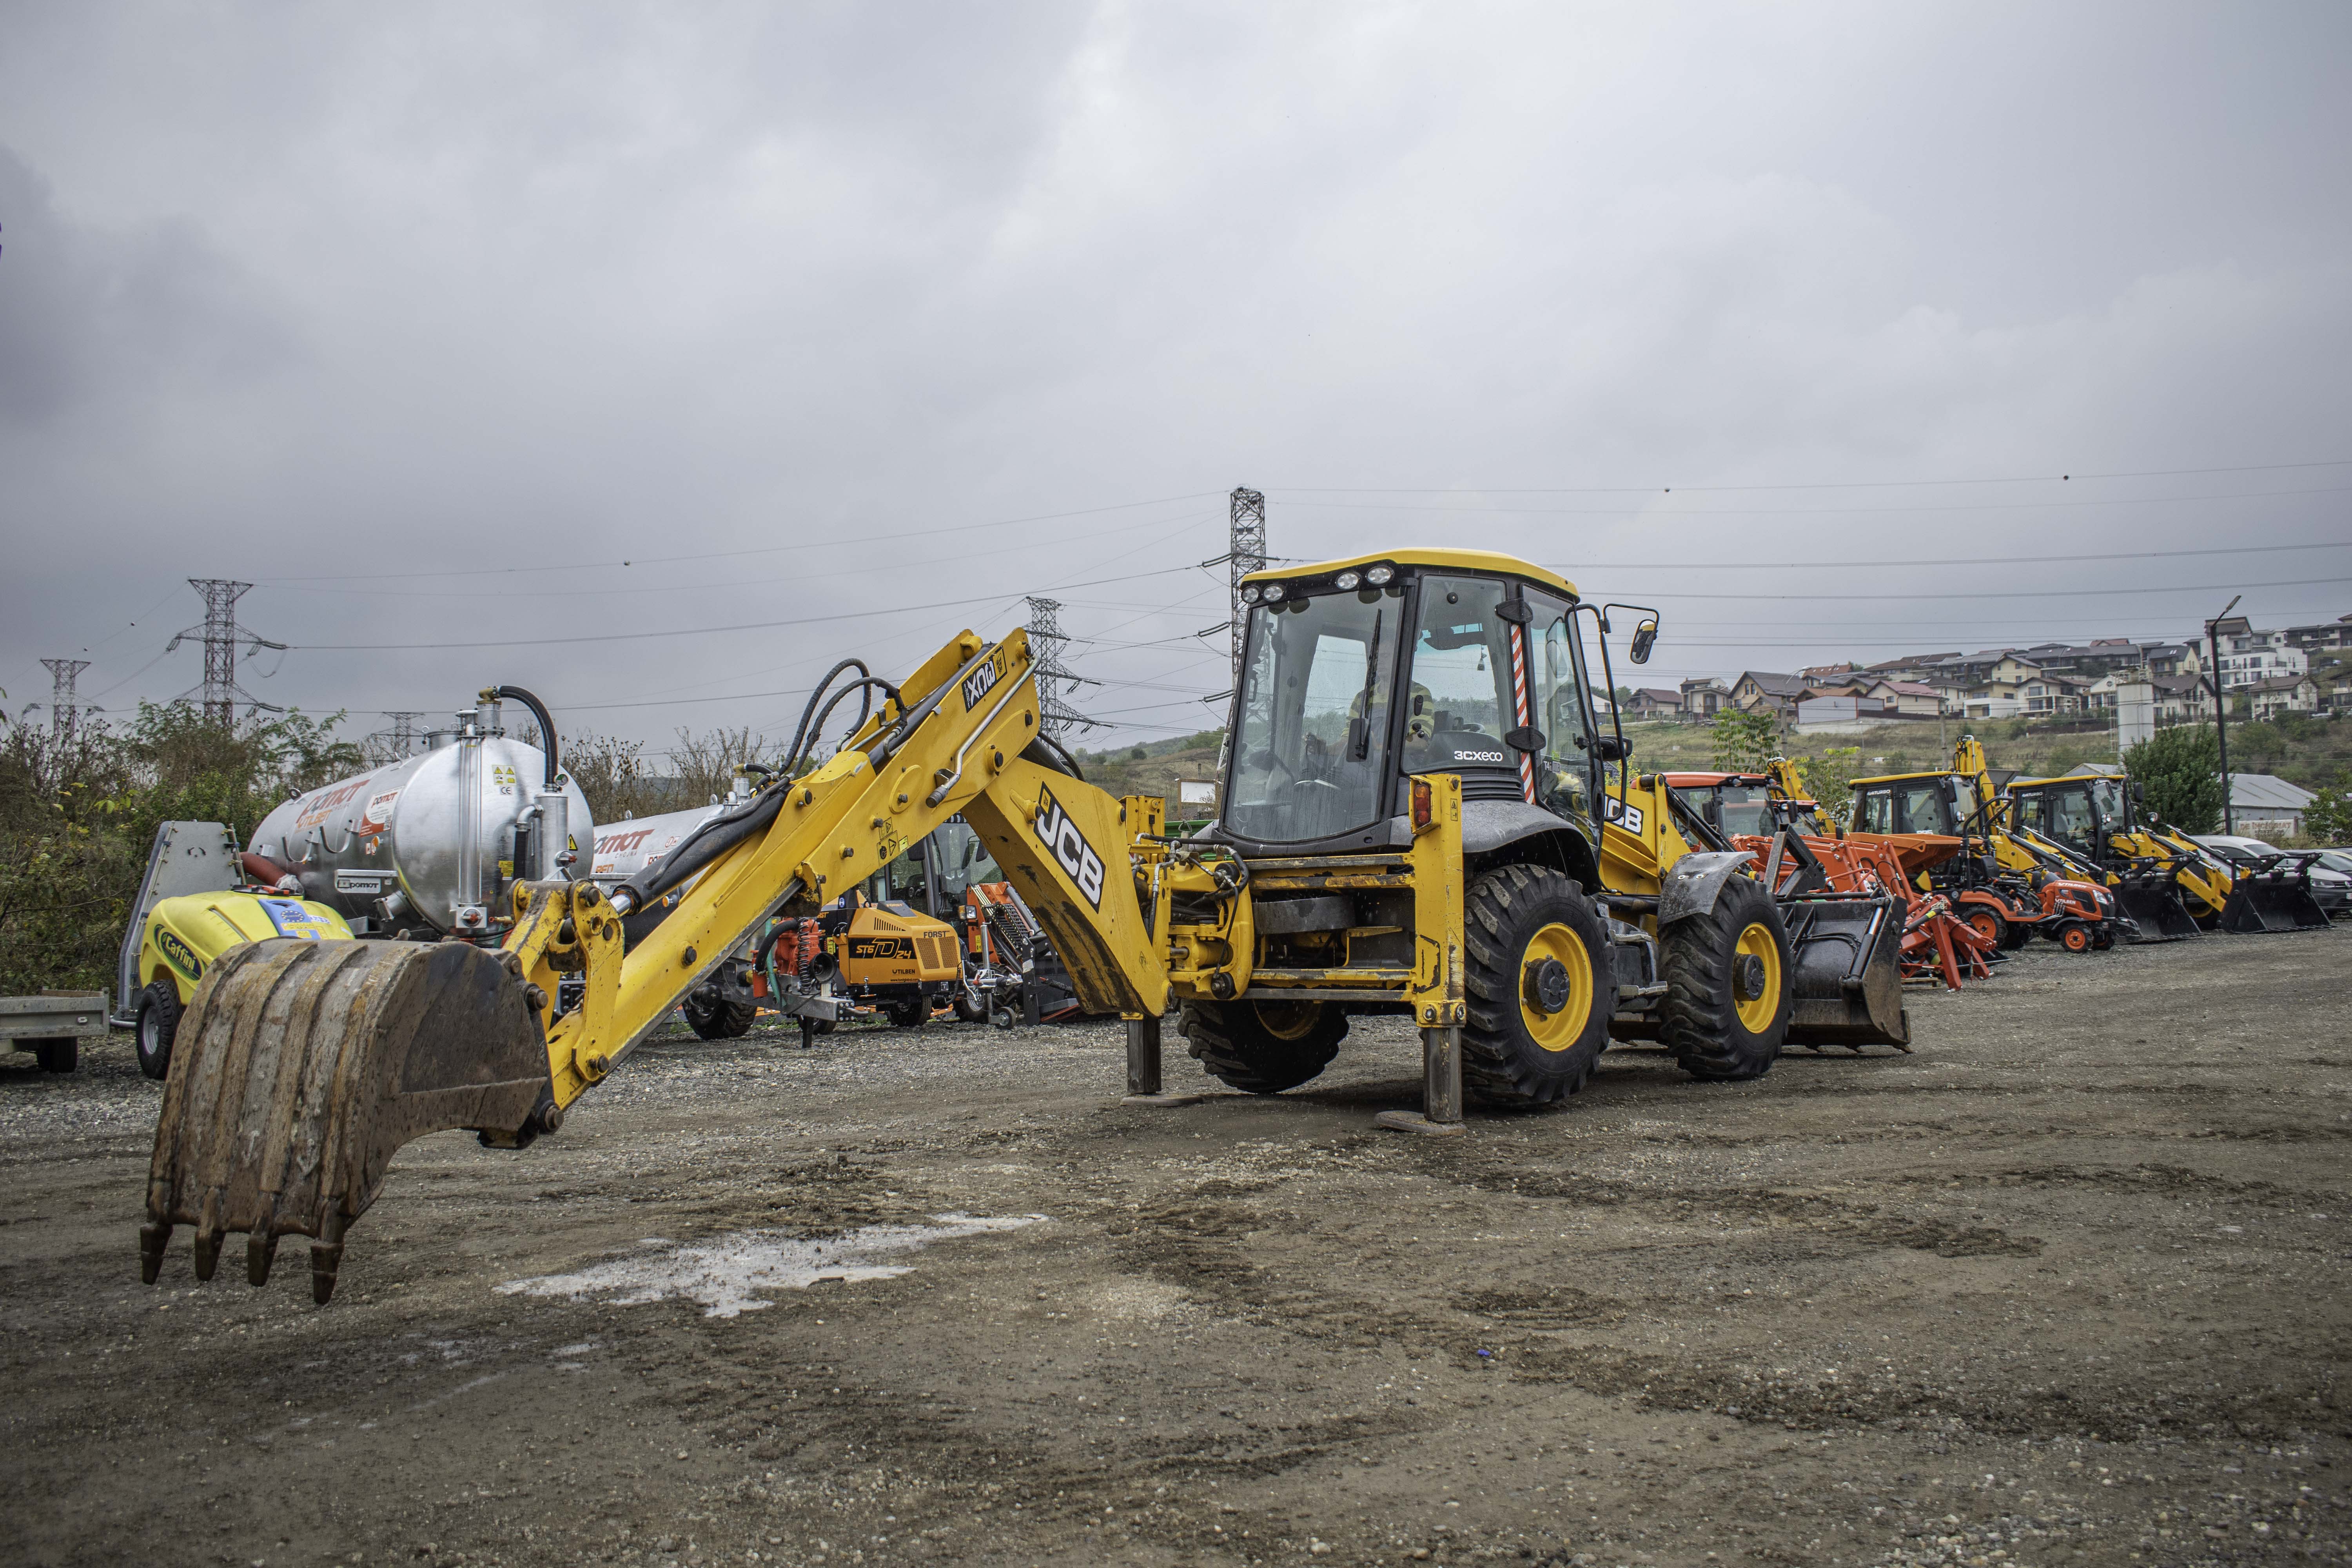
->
[3, 2, 2347, 756]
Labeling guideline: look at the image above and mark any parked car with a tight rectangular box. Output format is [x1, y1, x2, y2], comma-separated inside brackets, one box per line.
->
[2190, 835, 2352, 918]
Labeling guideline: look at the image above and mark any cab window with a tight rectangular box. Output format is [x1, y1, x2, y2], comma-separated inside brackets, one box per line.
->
[2047, 787, 2096, 848]
[2014, 791, 2048, 836]
[1403, 577, 1511, 774]
[1895, 782, 1949, 834]
[1856, 787, 1893, 834]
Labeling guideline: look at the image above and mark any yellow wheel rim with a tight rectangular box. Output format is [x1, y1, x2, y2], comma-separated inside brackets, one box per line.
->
[1517, 922, 1595, 1052]
[1733, 921, 1782, 1034]
[1253, 1001, 1322, 1042]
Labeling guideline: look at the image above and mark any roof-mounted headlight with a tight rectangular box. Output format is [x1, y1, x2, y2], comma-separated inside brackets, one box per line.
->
[1262, 583, 1286, 603]
[1333, 570, 1361, 591]
[1364, 564, 1395, 586]
[1240, 584, 1261, 604]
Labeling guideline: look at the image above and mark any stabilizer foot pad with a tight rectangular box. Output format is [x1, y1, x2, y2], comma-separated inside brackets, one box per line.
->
[1374, 1110, 1467, 1137]
[1122, 1093, 1208, 1106]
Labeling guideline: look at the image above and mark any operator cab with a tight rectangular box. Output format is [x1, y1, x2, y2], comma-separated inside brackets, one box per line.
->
[2007, 775, 2132, 862]
[1849, 773, 1982, 838]
[1215, 550, 1617, 855]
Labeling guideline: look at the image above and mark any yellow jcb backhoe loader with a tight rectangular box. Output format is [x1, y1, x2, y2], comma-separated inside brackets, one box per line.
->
[2002, 774, 2243, 932]
[141, 548, 1902, 1304]
[1999, 774, 2204, 940]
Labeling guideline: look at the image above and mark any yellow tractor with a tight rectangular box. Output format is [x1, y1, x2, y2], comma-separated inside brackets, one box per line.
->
[138, 547, 1900, 1303]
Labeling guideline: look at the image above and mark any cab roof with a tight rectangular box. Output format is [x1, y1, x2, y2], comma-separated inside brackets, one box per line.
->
[1243, 548, 1576, 600]
[1847, 769, 1955, 788]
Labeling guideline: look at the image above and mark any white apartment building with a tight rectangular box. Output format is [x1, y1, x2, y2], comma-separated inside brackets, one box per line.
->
[2206, 617, 2310, 690]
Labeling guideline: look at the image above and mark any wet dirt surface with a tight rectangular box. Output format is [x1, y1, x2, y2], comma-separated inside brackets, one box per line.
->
[4, 927, 2349, 1568]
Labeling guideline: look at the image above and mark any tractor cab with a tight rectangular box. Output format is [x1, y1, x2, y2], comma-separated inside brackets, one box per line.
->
[1214, 550, 1621, 862]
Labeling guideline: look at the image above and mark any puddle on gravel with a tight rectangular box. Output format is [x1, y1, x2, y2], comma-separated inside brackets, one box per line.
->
[497, 1214, 1048, 1318]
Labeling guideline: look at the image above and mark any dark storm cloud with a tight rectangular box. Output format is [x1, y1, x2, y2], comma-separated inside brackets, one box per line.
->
[1, 2, 2347, 746]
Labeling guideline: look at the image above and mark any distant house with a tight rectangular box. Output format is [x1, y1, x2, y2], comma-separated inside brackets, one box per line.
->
[1679, 677, 1729, 719]
[2141, 642, 2198, 678]
[1624, 688, 1682, 719]
[2246, 673, 2318, 721]
[1799, 662, 1863, 682]
[2281, 614, 2352, 653]
[1864, 679, 1945, 717]
[2020, 672, 2092, 716]
[2151, 673, 2212, 725]
[1730, 671, 1809, 718]
[1866, 652, 1962, 681]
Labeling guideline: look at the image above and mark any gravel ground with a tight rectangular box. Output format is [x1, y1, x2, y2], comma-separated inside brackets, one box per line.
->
[3, 925, 2348, 1568]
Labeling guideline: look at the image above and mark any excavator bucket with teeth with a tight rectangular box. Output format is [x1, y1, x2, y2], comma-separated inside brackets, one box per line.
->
[2217, 854, 2331, 933]
[140, 938, 551, 1303]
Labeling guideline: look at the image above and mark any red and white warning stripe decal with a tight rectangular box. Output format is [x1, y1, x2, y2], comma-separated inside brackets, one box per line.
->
[1509, 623, 1535, 803]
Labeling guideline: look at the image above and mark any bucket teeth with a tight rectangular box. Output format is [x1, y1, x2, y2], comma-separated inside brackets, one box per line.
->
[139, 937, 552, 1300]
[139, 1222, 170, 1285]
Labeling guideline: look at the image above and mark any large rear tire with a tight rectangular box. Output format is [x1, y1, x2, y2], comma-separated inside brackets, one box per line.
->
[1459, 864, 1612, 1107]
[1659, 874, 1791, 1082]
[1180, 999, 1346, 1094]
[136, 978, 183, 1081]
[1962, 906, 2008, 952]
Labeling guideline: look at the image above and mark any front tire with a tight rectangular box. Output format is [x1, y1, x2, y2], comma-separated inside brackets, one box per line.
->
[1459, 864, 1612, 1107]
[2053, 920, 2092, 953]
[1180, 999, 1346, 1094]
[136, 979, 183, 1081]
[886, 997, 929, 1029]
[1659, 874, 1791, 1082]
[683, 994, 758, 1040]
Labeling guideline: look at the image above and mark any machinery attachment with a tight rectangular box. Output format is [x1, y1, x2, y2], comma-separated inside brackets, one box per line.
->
[2217, 853, 2331, 933]
[1777, 893, 1910, 1050]
[141, 937, 552, 1303]
[2109, 864, 2201, 942]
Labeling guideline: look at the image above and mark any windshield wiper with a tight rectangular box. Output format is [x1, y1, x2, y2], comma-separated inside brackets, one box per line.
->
[1352, 612, 1384, 760]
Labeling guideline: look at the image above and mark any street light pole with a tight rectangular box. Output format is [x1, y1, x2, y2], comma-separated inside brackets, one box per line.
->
[2208, 594, 2241, 835]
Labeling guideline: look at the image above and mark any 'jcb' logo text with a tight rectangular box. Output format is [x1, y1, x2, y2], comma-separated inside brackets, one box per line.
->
[1032, 785, 1106, 909]
[961, 657, 1002, 711]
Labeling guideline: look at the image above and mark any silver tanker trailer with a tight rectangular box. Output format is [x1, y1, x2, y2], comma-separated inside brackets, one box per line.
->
[242, 686, 595, 939]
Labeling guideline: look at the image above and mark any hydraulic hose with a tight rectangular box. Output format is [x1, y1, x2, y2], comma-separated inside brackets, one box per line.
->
[485, 685, 561, 788]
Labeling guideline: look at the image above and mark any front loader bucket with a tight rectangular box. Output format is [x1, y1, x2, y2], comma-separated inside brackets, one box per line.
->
[2112, 877, 2199, 942]
[1779, 895, 1910, 1051]
[2218, 864, 2330, 934]
[141, 938, 550, 1303]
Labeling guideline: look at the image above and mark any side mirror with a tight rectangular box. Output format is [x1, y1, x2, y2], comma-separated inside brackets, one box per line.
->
[1594, 735, 1630, 762]
[1629, 618, 1659, 665]
[2131, 782, 2146, 806]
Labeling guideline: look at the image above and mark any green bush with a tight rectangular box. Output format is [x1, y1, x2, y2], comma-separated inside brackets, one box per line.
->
[2307, 785, 2352, 847]
[2125, 724, 2224, 835]
[0, 704, 362, 996]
